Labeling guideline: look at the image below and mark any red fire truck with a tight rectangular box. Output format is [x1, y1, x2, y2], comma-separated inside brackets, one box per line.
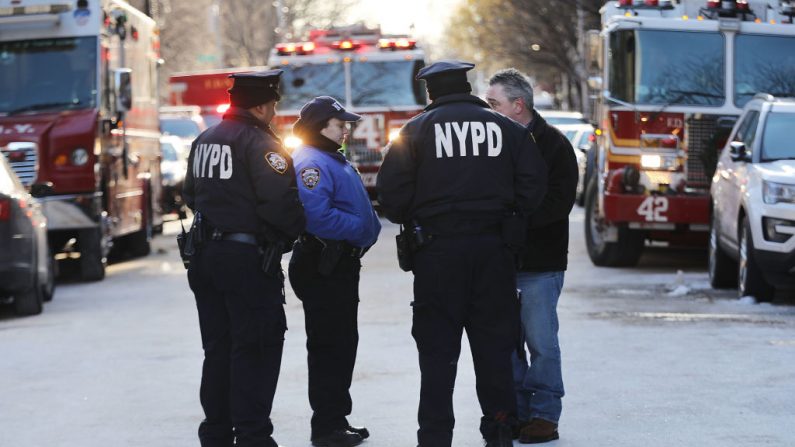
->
[584, 0, 795, 266]
[169, 24, 427, 198]
[0, 0, 163, 280]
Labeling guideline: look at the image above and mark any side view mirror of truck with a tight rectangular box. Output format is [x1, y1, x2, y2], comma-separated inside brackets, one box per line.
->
[113, 68, 133, 112]
[30, 182, 54, 198]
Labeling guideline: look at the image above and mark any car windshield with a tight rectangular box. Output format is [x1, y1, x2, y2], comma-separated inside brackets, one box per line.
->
[0, 37, 97, 114]
[279, 63, 346, 110]
[608, 30, 725, 106]
[761, 112, 795, 162]
[735, 35, 795, 107]
[161, 118, 202, 139]
[350, 60, 426, 107]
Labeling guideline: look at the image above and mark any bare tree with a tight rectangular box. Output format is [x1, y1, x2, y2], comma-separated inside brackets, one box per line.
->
[444, 0, 602, 109]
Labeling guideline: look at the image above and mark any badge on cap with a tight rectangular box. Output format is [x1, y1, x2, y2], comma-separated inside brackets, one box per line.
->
[301, 167, 321, 190]
[266, 152, 288, 174]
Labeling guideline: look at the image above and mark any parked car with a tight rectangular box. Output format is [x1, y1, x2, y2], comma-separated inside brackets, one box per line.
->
[160, 135, 190, 218]
[557, 124, 596, 206]
[160, 105, 207, 145]
[539, 110, 590, 126]
[709, 94, 795, 301]
[0, 154, 55, 316]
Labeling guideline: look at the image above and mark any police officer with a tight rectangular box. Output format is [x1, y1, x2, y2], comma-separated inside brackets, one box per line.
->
[376, 61, 548, 447]
[183, 70, 306, 447]
[288, 96, 381, 447]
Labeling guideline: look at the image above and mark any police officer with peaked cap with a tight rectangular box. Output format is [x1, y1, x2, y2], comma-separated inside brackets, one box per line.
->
[376, 60, 548, 447]
[289, 96, 381, 447]
[183, 69, 306, 447]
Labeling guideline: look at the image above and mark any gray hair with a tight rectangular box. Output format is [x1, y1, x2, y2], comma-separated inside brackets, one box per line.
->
[488, 68, 534, 111]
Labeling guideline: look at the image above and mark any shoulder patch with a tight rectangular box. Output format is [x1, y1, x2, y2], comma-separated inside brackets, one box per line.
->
[265, 152, 288, 174]
[300, 167, 321, 190]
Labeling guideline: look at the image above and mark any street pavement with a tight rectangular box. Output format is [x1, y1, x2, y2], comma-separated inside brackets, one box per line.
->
[2, 207, 794, 446]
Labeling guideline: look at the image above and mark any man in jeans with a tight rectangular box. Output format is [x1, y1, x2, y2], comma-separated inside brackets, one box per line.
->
[485, 68, 578, 444]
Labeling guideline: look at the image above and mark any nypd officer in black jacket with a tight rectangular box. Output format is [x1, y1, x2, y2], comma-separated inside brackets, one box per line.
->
[183, 70, 306, 447]
[376, 61, 548, 447]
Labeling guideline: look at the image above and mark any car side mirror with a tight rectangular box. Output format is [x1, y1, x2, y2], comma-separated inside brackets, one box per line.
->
[30, 182, 54, 198]
[729, 141, 748, 162]
[578, 143, 590, 153]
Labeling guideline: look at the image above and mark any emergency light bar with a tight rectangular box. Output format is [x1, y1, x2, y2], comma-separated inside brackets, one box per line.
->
[275, 42, 316, 55]
[0, 3, 71, 16]
[617, 0, 673, 9]
[702, 0, 755, 18]
[378, 38, 417, 50]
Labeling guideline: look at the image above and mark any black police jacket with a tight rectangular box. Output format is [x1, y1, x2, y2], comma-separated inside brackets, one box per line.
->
[183, 107, 306, 240]
[376, 93, 547, 230]
[520, 111, 579, 272]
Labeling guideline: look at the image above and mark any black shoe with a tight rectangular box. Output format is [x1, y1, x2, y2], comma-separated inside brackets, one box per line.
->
[484, 423, 513, 447]
[346, 425, 370, 440]
[311, 429, 363, 447]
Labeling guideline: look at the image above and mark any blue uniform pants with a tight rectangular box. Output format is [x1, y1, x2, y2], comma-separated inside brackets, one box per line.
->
[188, 240, 286, 447]
[411, 233, 519, 447]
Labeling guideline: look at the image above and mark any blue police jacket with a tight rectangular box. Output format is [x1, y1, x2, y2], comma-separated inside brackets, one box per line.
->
[293, 145, 381, 248]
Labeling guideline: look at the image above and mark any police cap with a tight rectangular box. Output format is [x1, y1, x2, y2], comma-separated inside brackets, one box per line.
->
[416, 60, 475, 101]
[227, 69, 283, 109]
[293, 96, 361, 137]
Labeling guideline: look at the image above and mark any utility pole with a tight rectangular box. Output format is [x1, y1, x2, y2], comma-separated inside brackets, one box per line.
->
[576, 0, 590, 117]
[210, 0, 224, 66]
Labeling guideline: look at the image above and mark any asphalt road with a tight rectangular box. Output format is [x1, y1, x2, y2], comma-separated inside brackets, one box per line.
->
[2, 208, 794, 446]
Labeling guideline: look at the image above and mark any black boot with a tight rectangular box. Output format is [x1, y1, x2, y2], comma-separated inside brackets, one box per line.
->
[346, 425, 370, 439]
[484, 423, 513, 447]
[311, 429, 363, 447]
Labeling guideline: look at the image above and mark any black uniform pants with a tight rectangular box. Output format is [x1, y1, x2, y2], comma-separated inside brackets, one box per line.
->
[411, 233, 519, 447]
[188, 240, 287, 447]
[288, 242, 361, 437]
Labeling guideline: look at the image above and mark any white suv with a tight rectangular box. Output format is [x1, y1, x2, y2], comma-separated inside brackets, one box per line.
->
[710, 94, 795, 301]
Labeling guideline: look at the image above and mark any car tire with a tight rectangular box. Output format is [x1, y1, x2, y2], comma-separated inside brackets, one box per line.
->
[42, 251, 56, 302]
[584, 176, 644, 267]
[738, 216, 775, 301]
[79, 227, 106, 282]
[14, 252, 44, 316]
[709, 211, 737, 288]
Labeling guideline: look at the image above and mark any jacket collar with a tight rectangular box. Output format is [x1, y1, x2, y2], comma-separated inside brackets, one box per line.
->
[424, 93, 491, 112]
[527, 109, 549, 138]
[302, 144, 347, 164]
[223, 106, 280, 140]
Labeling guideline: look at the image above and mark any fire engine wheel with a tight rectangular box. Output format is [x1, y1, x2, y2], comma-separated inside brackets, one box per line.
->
[738, 216, 774, 302]
[79, 227, 107, 282]
[127, 206, 152, 258]
[584, 178, 644, 267]
[708, 211, 737, 289]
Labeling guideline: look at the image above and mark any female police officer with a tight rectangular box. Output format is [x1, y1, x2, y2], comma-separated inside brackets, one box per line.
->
[288, 96, 381, 447]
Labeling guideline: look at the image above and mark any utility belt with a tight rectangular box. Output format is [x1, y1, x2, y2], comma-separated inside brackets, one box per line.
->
[395, 212, 527, 272]
[296, 234, 365, 276]
[177, 211, 285, 276]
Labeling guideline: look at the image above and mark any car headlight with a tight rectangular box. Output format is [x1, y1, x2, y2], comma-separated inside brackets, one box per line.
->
[640, 154, 678, 171]
[284, 136, 302, 150]
[763, 181, 795, 205]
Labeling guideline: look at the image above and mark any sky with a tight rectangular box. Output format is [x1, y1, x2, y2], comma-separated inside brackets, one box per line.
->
[347, 0, 463, 44]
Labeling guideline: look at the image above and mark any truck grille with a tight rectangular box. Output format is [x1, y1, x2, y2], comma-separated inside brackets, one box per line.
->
[685, 116, 718, 189]
[0, 142, 38, 187]
[347, 141, 383, 166]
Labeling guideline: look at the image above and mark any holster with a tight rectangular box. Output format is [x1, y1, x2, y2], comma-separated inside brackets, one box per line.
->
[260, 239, 285, 277]
[178, 212, 205, 269]
[317, 239, 346, 276]
[396, 221, 432, 272]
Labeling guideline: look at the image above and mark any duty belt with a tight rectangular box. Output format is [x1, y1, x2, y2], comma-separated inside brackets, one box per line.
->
[210, 229, 258, 246]
[298, 234, 366, 259]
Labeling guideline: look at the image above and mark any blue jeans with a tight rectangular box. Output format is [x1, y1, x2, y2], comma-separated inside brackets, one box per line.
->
[512, 271, 565, 423]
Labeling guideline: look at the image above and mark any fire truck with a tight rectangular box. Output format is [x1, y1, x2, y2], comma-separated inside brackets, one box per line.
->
[584, 0, 795, 266]
[0, 0, 163, 281]
[169, 24, 427, 198]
